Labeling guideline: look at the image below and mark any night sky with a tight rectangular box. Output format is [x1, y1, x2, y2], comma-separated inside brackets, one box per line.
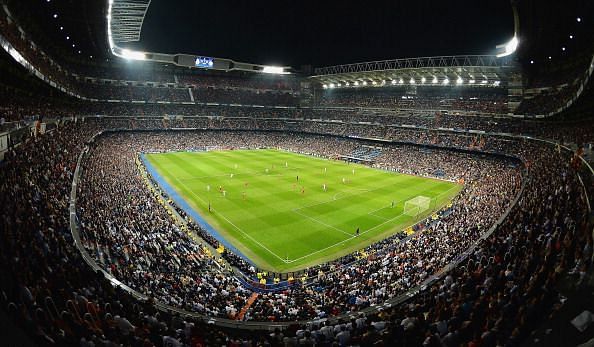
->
[133, 0, 514, 68]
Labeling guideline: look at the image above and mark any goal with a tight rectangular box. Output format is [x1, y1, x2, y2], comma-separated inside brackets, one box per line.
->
[403, 196, 431, 217]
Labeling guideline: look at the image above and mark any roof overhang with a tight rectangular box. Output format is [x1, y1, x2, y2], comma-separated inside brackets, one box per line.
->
[309, 55, 518, 88]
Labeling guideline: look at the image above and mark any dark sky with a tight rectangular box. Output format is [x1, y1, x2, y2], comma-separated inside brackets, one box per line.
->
[132, 0, 514, 68]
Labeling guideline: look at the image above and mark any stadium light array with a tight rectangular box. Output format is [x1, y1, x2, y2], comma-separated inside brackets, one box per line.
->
[456, 76, 463, 85]
[496, 36, 519, 58]
[337, 83, 341, 87]
[432, 76, 438, 84]
[493, 81, 501, 86]
[354, 81, 359, 86]
[469, 79, 475, 84]
[262, 66, 289, 74]
[329, 83, 335, 88]
[391, 79, 397, 85]
[121, 49, 146, 61]
[443, 78, 449, 85]
[409, 78, 415, 84]
[398, 78, 404, 84]
[345, 82, 349, 86]
[322, 84, 328, 89]
[362, 81, 368, 86]
[481, 80, 488, 84]
[421, 77, 426, 84]
[372, 81, 377, 85]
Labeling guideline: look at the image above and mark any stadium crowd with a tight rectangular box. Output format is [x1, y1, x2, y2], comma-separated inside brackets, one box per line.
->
[74, 128, 520, 323]
[316, 88, 509, 114]
[0, 114, 590, 346]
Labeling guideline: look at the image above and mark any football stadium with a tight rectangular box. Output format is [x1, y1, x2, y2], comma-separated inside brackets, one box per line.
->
[0, 0, 593, 346]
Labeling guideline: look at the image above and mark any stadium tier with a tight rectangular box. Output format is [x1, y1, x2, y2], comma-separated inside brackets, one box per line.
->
[0, 0, 593, 346]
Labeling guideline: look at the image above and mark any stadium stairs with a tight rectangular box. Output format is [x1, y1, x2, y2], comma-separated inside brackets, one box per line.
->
[236, 293, 259, 321]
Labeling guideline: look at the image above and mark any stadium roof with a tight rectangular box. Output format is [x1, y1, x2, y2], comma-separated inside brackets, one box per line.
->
[308, 55, 518, 87]
[108, 0, 152, 44]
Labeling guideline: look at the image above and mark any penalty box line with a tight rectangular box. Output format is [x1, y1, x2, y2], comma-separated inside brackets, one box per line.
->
[285, 209, 407, 264]
[170, 175, 291, 264]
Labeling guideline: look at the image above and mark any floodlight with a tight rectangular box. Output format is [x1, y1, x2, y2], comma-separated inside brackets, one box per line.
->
[391, 79, 397, 85]
[562, 47, 566, 51]
[121, 49, 146, 61]
[469, 79, 475, 84]
[456, 76, 463, 84]
[372, 81, 377, 85]
[421, 77, 426, 84]
[481, 80, 488, 84]
[569, 34, 573, 39]
[432, 76, 438, 84]
[530, 60, 534, 64]
[362, 81, 368, 86]
[66, 36, 70, 40]
[577, 17, 581, 22]
[443, 78, 449, 85]
[409, 78, 415, 84]
[398, 78, 404, 84]
[354, 81, 359, 86]
[322, 84, 328, 89]
[345, 82, 350, 86]
[329, 83, 335, 88]
[262, 66, 286, 74]
[337, 83, 341, 87]
[496, 36, 519, 58]
[493, 81, 501, 86]
[53, 14, 58, 18]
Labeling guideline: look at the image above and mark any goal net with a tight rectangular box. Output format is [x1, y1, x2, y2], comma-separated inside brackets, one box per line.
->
[404, 196, 431, 217]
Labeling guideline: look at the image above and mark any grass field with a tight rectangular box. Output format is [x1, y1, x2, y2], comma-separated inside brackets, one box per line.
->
[144, 149, 461, 272]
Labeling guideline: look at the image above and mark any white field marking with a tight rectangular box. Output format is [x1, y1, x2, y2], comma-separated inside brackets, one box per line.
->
[170, 174, 290, 264]
[296, 178, 409, 212]
[286, 183, 461, 264]
[178, 166, 303, 181]
[292, 209, 354, 237]
[285, 209, 407, 264]
[291, 187, 373, 213]
[366, 197, 407, 220]
[332, 188, 371, 201]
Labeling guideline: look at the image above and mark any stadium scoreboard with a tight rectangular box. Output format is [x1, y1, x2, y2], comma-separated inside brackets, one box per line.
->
[195, 56, 214, 69]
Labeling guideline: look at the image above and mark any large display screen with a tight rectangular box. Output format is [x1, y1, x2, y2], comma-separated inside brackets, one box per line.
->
[195, 56, 214, 68]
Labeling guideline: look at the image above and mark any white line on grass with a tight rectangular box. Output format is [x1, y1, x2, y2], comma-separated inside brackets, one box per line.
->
[285, 209, 407, 264]
[292, 209, 354, 237]
[170, 174, 290, 264]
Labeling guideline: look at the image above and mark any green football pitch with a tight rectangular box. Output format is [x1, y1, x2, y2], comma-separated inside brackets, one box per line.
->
[144, 149, 461, 272]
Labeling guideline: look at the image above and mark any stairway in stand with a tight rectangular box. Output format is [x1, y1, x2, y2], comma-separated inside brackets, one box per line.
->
[236, 292, 259, 321]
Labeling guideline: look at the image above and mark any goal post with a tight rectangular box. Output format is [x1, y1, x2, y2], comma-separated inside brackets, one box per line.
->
[403, 196, 431, 217]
